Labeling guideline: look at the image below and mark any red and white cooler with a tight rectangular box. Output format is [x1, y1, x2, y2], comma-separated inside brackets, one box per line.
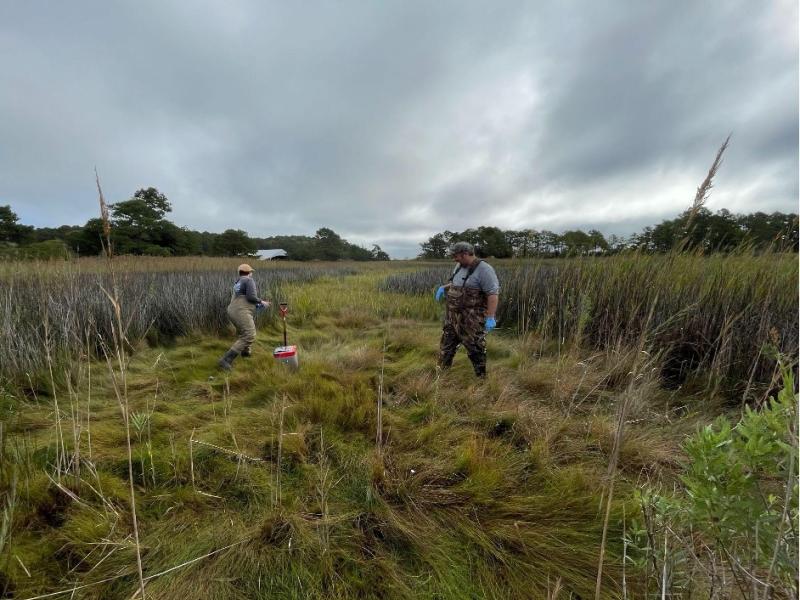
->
[273, 345, 299, 370]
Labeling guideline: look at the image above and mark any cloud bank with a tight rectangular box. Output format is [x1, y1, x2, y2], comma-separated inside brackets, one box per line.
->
[1, 1, 796, 257]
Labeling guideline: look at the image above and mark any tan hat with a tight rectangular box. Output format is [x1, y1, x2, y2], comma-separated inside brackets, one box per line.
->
[237, 263, 254, 273]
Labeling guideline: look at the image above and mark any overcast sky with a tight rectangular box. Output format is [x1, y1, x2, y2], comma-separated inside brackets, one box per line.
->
[1, 2, 797, 257]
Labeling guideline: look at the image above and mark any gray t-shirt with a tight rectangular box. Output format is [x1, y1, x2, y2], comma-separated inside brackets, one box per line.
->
[233, 276, 262, 304]
[449, 260, 500, 295]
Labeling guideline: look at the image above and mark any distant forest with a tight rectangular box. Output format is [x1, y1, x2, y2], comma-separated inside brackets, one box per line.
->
[419, 209, 798, 258]
[0, 188, 389, 261]
[1, 187, 797, 260]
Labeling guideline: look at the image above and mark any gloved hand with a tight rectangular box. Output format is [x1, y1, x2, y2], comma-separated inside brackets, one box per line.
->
[485, 317, 497, 332]
[435, 286, 446, 301]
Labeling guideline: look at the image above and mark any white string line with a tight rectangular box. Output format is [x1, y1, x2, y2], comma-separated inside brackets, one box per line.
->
[20, 538, 249, 600]
[190, 439, 266, 463]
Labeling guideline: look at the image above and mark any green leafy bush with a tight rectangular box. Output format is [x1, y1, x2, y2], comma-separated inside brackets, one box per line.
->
[630, 368, 798, 597]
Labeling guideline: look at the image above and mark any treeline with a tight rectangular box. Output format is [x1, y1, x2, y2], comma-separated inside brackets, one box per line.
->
[419, 208, 799, 258]
[253, 229, 389, 261]
[0, 188, 389, 261]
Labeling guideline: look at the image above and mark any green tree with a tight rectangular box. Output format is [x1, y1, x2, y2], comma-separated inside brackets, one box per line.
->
[196, 231, 219, 255]
[649, 219, 681, 252]
[457, 226, 512, 258]
[0, 205, 33, 244]
[30, 224, 83, 246]
[587, 229, 608, 254]
[704, 209, 744, 251]
[344, 243, 372, 261]
[214, 229, 256, 256]
[606, 234, 626, 254]
[528, 230, 546, 256]
[539, 230, 561, 255]
[419, 232, 450, 259]
[371, 244, 390, 261]
[505, 229, 539, 258]
[110, 187, 178, 255]
[739, 212, 799, 251]
[629, 226, 654, 252]
[314, 228, 345, 260]
[69, 218, 107, 255]
[111, 188, 172, 226]
[561, 230, 593, 255]
[170, 227, 202, 256]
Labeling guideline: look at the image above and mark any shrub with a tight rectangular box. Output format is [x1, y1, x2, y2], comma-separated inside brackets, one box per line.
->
[630, 367, 798, 598]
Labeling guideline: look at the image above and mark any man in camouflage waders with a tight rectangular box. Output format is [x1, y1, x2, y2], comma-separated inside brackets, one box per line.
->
[434, 242, 500, 378]
[218, 264, 271, 371]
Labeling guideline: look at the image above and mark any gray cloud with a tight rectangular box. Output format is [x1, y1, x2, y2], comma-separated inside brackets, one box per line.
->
[0, 1, 796, 257]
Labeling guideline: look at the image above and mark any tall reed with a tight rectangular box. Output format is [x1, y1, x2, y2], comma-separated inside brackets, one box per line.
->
[0, 265, 352, 390]
[381, 252, 798, 397]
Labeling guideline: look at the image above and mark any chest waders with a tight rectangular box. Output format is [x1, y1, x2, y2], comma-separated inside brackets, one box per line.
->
[438, 261, 489, 378]
[227, 293, 257, 354]
[218, 291, 258, 370]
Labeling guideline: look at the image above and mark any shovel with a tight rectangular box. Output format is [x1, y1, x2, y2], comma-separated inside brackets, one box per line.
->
[273, 302, 299, 370]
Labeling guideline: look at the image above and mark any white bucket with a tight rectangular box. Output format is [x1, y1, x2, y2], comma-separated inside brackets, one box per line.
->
[273, 345, 299, 370]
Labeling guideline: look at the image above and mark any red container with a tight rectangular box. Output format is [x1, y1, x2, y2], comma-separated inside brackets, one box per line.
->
[273, 345, 299, 370]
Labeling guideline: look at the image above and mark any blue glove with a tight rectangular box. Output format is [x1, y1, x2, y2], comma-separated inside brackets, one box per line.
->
[485, 317, 497, 332]
[435, 286, 446, 301]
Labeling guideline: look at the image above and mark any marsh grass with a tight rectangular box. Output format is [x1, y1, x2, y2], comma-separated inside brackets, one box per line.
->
[0, 270, 681, 599]
[382, 252, 798, 400]
[0, 264, 357, 392]
[0, 256, 795, 598]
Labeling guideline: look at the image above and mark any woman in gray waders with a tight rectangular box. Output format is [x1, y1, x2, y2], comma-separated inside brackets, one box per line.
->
[218, 263, 271, 370]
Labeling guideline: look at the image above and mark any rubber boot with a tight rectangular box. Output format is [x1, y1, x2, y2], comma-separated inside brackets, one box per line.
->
[218, 349, 239, 371]
[241, 347, 252, 358]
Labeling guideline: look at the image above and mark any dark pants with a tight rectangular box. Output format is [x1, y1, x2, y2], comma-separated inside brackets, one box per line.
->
[438, 312, 487, 377]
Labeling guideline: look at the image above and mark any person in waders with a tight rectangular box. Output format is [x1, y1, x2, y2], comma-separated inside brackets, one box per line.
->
[434, 241, 500, 378]
[218, 264, 271, 371]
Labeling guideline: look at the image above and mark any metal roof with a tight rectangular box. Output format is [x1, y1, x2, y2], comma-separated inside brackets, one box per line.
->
[256, 249, 288, 260]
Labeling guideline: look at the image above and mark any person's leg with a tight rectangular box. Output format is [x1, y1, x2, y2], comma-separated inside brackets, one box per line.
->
[218, 348, 238, 370]
[231, 311, 256, 354]
[462, 312, 487, 378]
[438, 322, 461, 369]
[219, 306, 239, 370]
[219, 304, 255, 370]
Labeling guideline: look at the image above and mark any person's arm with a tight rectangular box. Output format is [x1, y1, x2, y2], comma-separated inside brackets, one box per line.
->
[243, 278, 263, 305]
[481, 264, 500, 318]
[486, 293, 499, 318]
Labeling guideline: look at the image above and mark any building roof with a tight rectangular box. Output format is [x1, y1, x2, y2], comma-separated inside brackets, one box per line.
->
[256, 249, 288, 260]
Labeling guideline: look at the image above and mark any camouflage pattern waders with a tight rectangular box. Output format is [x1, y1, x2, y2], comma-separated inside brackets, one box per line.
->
[438, 286, 487, 377]
[227, 294, 257, 355]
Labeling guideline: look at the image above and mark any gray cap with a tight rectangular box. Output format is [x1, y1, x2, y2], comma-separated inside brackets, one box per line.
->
[449, 241, 475, 255]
